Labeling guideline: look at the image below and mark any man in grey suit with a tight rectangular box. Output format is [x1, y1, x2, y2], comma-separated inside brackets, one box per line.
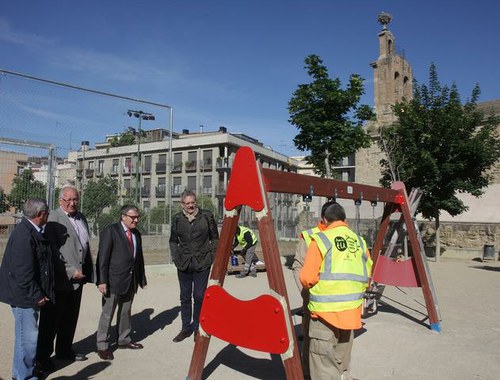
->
[37, 185, 93, 371]
[96, 205, 147, 360]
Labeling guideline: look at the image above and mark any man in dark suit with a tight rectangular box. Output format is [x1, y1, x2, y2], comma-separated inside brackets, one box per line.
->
[37, 185, 93, 370]
[0, 198, 54, 380]
[96, 205, 147, 360]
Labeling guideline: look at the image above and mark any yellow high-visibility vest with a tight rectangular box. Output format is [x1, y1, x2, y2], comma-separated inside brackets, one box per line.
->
[300, 226, 321, 247]
[308, 226, 373, 313]
[236, 226, 257, 247]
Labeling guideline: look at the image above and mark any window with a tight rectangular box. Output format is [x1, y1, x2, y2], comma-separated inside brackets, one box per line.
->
[186, 151, 197, 170]
[172, 177, 182, 195]
[112, 159, 119, 173]
[173, 152, 182, 171]
[98, 160, 104, 173]
[187, 176, 196, 191]
[124, 157, 132, 173]
[202, 150, 212, 170]
[203, 175, 212, 195]
[143, 155, 152, 173]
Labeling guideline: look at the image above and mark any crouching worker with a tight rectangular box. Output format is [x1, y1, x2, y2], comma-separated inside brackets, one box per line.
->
[233, 225, 261, 278]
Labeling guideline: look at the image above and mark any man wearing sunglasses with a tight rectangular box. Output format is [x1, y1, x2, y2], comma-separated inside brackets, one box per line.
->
[95, 205, 147, 360]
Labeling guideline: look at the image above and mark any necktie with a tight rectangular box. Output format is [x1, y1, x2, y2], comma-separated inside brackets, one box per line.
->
[126, 229, 134, 254]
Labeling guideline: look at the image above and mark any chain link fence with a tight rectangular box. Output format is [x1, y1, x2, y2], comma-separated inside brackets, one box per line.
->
[0, 69, 172, 263]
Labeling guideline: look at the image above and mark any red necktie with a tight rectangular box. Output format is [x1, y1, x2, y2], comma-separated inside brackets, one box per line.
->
[126, 229, 134, 254]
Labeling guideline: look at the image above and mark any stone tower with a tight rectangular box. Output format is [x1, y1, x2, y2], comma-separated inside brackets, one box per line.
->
[356, 12, 414, 185]
[371, 12, 413, 125]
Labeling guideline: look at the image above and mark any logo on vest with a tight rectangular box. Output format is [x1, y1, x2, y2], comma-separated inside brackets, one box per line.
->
[334, 236, 348, 251]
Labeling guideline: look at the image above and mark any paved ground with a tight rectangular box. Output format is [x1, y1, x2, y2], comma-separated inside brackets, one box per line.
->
[1, 255, 499, 380]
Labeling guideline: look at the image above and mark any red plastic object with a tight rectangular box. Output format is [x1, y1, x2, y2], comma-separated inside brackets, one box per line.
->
[200, 285, 290, 354]
[372, 255, 421, 287]
[224, 147, 265, 211]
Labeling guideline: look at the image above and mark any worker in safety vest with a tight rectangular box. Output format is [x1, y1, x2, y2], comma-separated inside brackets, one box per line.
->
[232, 225, 261, 278]
[300, 202, 372, 380]
[292, 202, 331, 380]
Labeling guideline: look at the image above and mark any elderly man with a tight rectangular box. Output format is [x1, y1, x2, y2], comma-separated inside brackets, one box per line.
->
[37, 185, 93, 371]
[0, 198, 54, 380]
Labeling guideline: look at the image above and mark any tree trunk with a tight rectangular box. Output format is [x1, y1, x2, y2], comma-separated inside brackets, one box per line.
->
[435, 214, 441, 262]
[324, 148, 331, 178]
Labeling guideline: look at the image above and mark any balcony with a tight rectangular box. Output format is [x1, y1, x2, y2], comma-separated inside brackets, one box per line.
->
[184, 161, 197, 172]
[216, 157, 232, 171]
[96, 171, 104, 177]
[155, 162, 166, 174]
[202, 187, 212, 195]
[85, 169, 94, 178]
[155, 186, 166, 198]
[171, 185, 182, 197]
[171, 162, 182, 173]
[215, 183, 227, 197]
[201, 159, 213, 172]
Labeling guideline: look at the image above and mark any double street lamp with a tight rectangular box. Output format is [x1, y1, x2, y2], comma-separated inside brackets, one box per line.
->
[127, 110, 155, 204]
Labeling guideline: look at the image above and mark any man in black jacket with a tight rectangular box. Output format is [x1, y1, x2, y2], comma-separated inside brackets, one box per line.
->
[96, 205, 147, 360]
[0, 198, 54, 380]
[169, 190, 219, 342]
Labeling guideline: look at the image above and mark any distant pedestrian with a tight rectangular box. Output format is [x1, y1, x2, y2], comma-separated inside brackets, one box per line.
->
[170, 190, 219, 342]
[300, 202, 372, 380]
[0, 198, 54, 380]
[96, 205, 147, 360]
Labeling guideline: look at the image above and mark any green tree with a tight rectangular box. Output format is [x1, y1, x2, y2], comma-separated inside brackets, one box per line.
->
[109, 127, 137, 147]
[379, 63, 500, 256]
[81, 176, 119, 230]
[288, 54, 373, 177]
[0, 187, 9, 213]
[7, 169, 46, 211]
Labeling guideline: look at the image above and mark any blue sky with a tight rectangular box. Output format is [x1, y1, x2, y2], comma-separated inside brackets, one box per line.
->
[1, 0, 499, 156]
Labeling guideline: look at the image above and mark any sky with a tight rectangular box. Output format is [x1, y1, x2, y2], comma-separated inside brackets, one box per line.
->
[1, 0, 499, 157]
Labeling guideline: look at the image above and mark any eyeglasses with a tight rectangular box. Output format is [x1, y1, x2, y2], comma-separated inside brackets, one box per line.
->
[125, 214, 140, 221]
[62, 198, 79, 203]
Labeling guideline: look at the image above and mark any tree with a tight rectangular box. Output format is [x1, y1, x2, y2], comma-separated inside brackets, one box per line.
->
[81, 176, 119, 231]
[288, 54, 373, 177]
[379, 63, 500, 256]
[109, 127, 137, 147]
[7, 168, 46, 211]
[0, 187, 9, 213]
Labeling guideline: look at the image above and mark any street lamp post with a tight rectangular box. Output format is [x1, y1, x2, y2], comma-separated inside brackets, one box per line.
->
[127, 110, 155, 205]
[80, 141, 89, 211]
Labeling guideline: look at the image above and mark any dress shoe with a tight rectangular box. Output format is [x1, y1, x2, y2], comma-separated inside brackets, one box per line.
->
[97, 349, 114, 361]
[173, 329, 192, 342]
[36, 358, 56, 372]
[118, 341, 144, 349]
[56, 352, 88, 362]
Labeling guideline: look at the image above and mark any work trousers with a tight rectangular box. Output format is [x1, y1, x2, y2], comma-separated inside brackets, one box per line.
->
[308, 318, 354, 380]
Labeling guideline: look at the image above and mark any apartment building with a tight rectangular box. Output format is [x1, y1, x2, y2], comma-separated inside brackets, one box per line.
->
[76, 126, 300, 225]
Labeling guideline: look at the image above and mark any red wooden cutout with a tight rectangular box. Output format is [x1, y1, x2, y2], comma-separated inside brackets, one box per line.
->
[200, 285, 290, 354]
[224, 146, 265, 211]
[372, 255, 421, 287]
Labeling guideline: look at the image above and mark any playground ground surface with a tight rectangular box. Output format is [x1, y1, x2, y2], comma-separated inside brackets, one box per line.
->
[0, 252, 499, 380]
